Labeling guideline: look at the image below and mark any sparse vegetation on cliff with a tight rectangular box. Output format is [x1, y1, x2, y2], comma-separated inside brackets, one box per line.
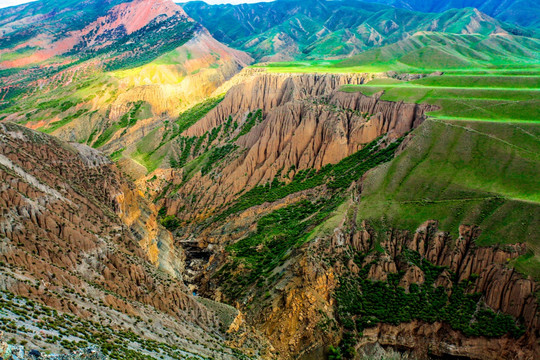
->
[176, 95, 225, 135]
[218, 197, 344, 299]
[334, 248, 525, 358]
[216, 137, 402, 221]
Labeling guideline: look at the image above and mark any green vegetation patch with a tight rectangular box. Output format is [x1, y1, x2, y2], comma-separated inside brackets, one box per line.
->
[234, 109, 263, 140]
[334, 249, 525, 358]
[38, 109, 88, 134]
[218, 197, 343, 299]
[109, 148, 125, 162]
[176, 95, 225, 135]
[512, 251, 540, 281]
[118, 101, 146, 128]
[217, 137, 403, 221]
[201, 144, 238, 175]
[92, 124, 120, 149]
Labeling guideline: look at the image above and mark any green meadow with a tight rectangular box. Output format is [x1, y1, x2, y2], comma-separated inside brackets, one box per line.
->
[342, 73, 540, 122]
[354, 119, 540, 278]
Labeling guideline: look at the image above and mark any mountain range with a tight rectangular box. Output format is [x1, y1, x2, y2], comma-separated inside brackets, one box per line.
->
[183, 0, 536, 61]
[0, 0, 539, 359]
[360, 0, 540, 28]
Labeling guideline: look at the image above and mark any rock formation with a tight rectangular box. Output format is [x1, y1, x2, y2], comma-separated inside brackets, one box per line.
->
[0, 122, 260, 358]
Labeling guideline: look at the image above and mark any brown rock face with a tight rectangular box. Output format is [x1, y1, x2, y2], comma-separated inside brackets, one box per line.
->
[165, 72, 436, 222]
[269, 219, 539, 360]
[185, 71, 380, 136]
[360, 321, 535, 360]
[228, 218, 538, 359]
[0, 122, 221, 333]
[349, 221, 539, 332]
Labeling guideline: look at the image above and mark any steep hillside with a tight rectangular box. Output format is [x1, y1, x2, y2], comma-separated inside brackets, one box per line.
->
[0, 0, 252, 177]
[0, 122, 262, 358]
[182, 0, 533, 61]
[134, 68, 539, 359]
[336, 32, 540, 72]
[0, 0, 192, 69]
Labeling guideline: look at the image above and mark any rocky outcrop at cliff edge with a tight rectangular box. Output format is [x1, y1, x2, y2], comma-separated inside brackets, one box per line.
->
[336, 220, 539, 329]
[185, 71, 380, 136]
[313, 219, 538, 359]
[0, 121, 198, 313]
[162, 72, 436, 221]
[0, 123, 257, 358]
[238, 217, 538, 359]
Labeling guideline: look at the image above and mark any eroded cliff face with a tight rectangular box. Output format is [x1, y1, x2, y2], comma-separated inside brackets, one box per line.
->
[332, 220, 538, 358]
[185, 70, 380, 136]
[0, 122, 194, 312]
[0, 122, 259, 358]
[163, 72, 436, 222]
[146, 71, 539, 360]
[222, 216, 539, 359]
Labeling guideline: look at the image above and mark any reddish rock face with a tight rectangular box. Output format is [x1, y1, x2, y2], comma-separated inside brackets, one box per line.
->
[0, 0, 190, 69]
[164, 72, 436, 224]
[0, 122, 213, 324]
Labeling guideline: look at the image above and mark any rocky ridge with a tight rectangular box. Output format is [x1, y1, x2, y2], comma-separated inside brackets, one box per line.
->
[0, 122, 260, 358]
[162, 71, 436, 221]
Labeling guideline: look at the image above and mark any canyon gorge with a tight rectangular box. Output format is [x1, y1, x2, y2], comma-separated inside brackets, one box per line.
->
[0, 0, 539, 359]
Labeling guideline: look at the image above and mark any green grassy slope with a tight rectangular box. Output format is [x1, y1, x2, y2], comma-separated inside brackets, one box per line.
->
[253, 33, 540, 73]
[336, 33, 540, 72]
[355, 119, 540, 275]
[342, 73, 540, 122]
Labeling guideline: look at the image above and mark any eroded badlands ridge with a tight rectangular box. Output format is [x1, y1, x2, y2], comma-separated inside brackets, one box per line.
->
[162, 71, 437, 217]
[149, 72, 538, 359]
[0, 122, 262, 358]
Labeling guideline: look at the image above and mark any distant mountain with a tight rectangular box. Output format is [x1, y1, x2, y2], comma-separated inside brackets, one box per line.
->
[182, 0, 534, 61]
[360, 0, 540, 29]
[336, 32, 540, 71]
[0, 0, 195, 70]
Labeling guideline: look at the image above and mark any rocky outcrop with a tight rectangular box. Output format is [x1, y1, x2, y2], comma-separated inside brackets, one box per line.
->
[338, 220, 539, 332]
[185, 71, 380, 136]
[0, 123, 233, 345]
[238, 217, 538, 359]
[360, 321, 535, 360]
[165, 72, 436, 220]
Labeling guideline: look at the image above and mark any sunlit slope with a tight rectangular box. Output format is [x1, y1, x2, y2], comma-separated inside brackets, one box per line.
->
[342, 74, 540, 122]
[336, 33, 540, 72]
[256, 33, 540, 73]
